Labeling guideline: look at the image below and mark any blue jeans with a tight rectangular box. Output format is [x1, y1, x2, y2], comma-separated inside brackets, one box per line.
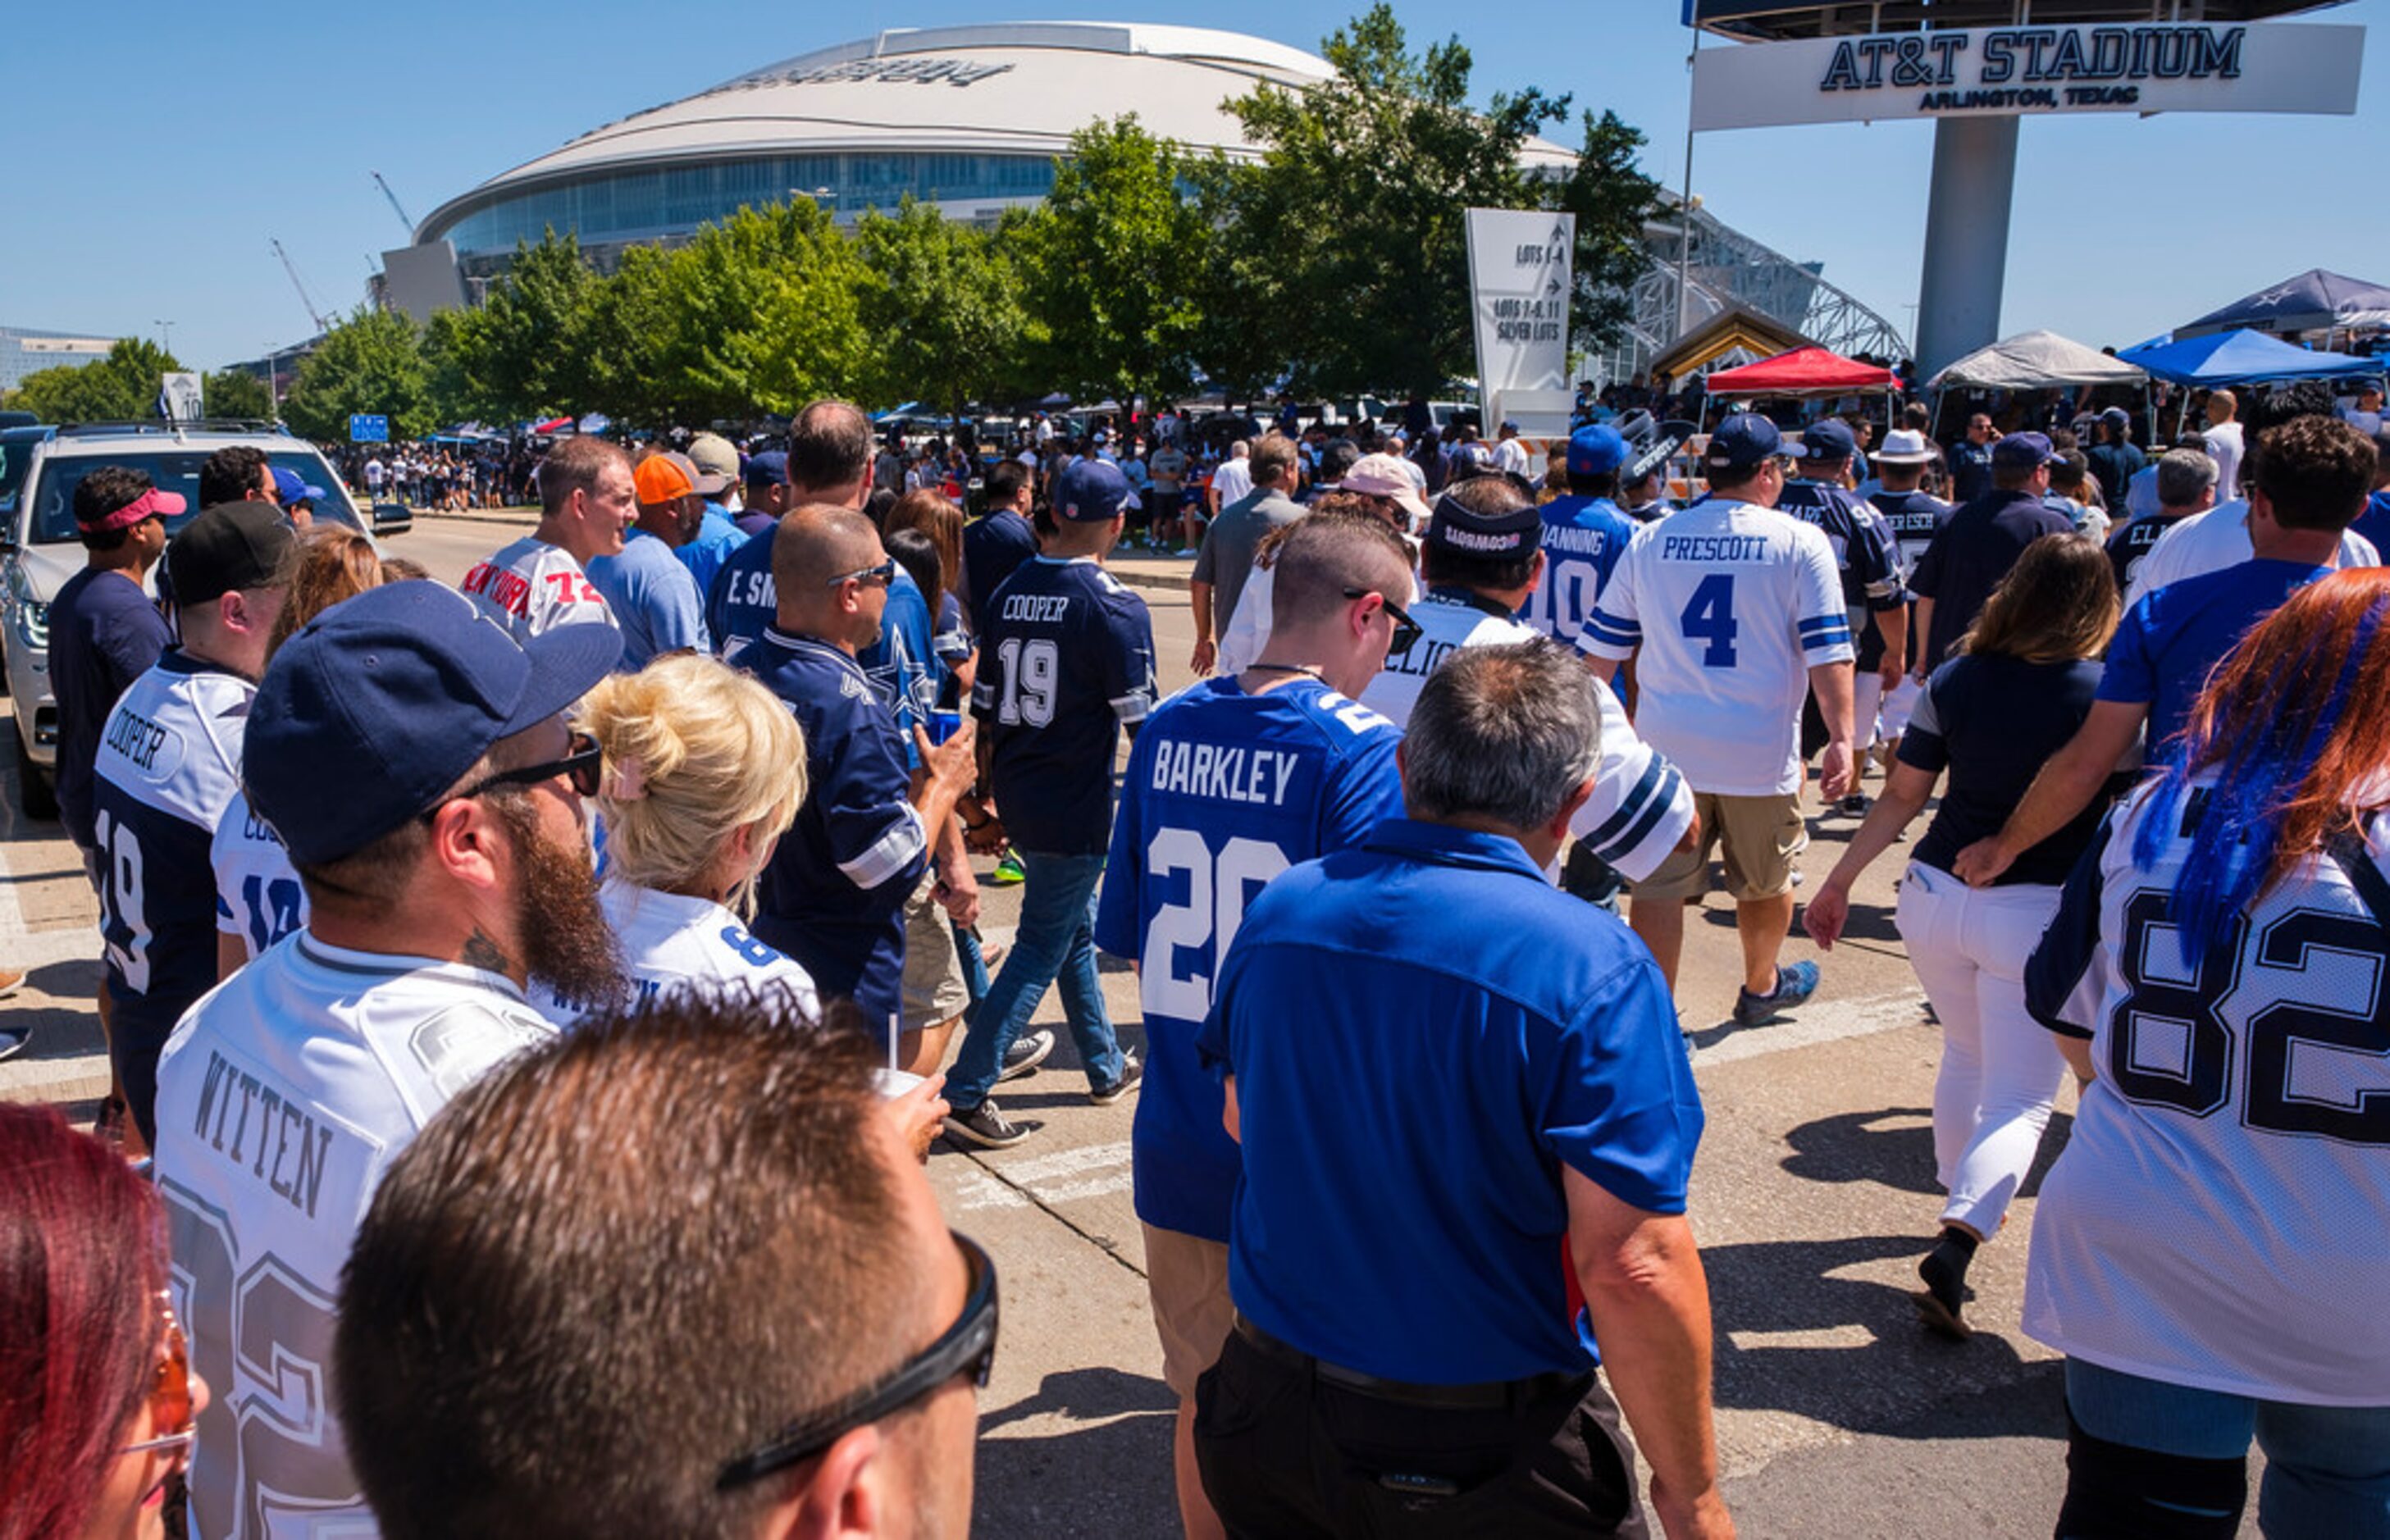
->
[953, 918, 991, 1023]
[2064, 1360, 2390, 1538]
[946, 850, 1123, 1109]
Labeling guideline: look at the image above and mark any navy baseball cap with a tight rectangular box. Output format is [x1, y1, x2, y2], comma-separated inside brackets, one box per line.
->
[1056, 458, 1130, 522]
[1991, 431, 2062, 472]
[1704, 412, 1787, 471]
[743, 450, 789, 488]
[1425, 489, 1540, 559]
[1795, 418, 1858, 462]
[271, 466, 327, 505]
[244, 581, 620, 866]
[1567, 425, 1627, 478]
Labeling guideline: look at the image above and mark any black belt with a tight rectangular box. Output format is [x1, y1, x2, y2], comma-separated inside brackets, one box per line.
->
[1230, 1314, 1585, 1411]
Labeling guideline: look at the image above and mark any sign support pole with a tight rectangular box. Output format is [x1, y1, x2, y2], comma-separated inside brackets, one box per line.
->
[1914, 114, 2019, 380]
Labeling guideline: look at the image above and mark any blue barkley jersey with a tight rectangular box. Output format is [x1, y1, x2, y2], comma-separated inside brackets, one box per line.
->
[1519, 494, 1636, 649]
[972, 557, 1157, 854]
[1095, 677, 1405, 1242]
[93, 653, 252, 1041]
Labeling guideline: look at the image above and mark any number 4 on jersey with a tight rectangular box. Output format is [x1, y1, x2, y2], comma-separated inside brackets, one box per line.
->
[1681, 573, 1739, 668]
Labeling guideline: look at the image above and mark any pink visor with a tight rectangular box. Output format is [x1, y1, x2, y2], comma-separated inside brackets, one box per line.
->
[78, 486, 187, 534]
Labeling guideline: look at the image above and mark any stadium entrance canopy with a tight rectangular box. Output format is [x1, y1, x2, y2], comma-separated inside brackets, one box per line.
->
[2174, 268, 2390, 339]
[2119, 329, 2379, 387]
[1706, 346, 1896, 398]
[1926, 330, 2145, 392]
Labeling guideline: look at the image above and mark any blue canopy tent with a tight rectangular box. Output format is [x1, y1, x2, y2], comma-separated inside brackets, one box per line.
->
[2175, 269, 2390, 341]
[2119, 330, 2379, 387]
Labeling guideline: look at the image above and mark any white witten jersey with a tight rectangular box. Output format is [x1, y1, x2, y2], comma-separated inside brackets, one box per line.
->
[153, 935, 556, 1538]
[1360, 590, 1694, 882]
[2023, 787, 2390, 1405]
[536, 882, 820, 1025]
[460, 535, 619, 640]
[1579, 499, 1854, 798]
[213, 787, 308, 963]
[2125, 501, 2379, 606]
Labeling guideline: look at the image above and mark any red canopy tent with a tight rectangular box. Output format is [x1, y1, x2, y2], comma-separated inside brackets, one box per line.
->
[1704, 346, 1896, 396]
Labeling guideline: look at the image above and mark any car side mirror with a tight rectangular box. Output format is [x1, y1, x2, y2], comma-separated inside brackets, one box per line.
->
[371, 502, 413, 535]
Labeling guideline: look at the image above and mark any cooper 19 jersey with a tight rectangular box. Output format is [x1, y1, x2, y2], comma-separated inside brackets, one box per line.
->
[536, 882, 820, 1024]
[2023, 788, 2390, 1405]
[213, 787, 308, 964]
[153, 936, 556, 1538]
[1579, 499, 1854, 798]
[461, 535, 620, 640]
[1094, 677, 1405, 1242]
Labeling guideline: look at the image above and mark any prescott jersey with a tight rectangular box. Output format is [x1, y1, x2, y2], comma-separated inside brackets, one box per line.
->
[153, 934, 554, 1538]
[1093, 676, 1405, 1242]
[213, 787, 308, 964]
[1867, 488, 1953, 584]
[971, 556, 1157, 855]
[1361, 589, 1693, 882]
[536, 882, 819, 1025]
[1580, 499, 1855, 798]
[91, 654, 253, 1078]
[2023, 790, 2390, 1405]
[461, 535, 618, 640]
[1519, 494, 1636, 649]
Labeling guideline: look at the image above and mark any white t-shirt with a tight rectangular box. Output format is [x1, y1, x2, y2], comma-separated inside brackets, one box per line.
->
[363, 458, 385, 490]
[1577, 498, 1855, 798]
[2124, 502, 2380, 606]
[1359, 590, 1694, 881]
[2338, 403, 2383, 437]
[536, 882, 819, 1025]
[2023, 790, 2390, 1405]
[1211, 458, 1254, 510]
[460, 535, 618, 640]
[2201, 420, 2243, 503]
[213, 787, 307, 963]
[1492, 438, 1530, 476]
[2124, 463, 2163, 522]
[153, 933, 555, 1538]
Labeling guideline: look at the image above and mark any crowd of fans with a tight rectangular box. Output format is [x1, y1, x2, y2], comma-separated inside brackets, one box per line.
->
[2, 358, 2388, 1540]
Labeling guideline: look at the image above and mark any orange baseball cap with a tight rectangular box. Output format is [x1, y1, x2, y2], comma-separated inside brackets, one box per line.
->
[633, 449, 729, 503]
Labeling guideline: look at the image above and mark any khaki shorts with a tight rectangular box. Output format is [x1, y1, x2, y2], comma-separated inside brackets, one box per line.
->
[1635, 791, 1807, 903]
[1143, 1223, 1232, 1400]
[900, 873, 971, 1032]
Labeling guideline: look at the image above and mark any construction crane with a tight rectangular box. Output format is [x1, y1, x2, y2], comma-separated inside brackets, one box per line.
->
[270, 238, 333, 334]
[371, 171, 417, 237]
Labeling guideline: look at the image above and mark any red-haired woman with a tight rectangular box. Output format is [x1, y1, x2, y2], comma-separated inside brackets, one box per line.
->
[2022, 567, 2390, 1538]
[0, 1103, 211, 1540]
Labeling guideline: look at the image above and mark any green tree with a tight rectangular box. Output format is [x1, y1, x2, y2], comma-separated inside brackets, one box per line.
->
[202, 368, 274, 421]
[1016, 116, 1212, 406]
[452, 230, 604, 422]
[855, 197, 1033, 415]
[1555, 110, 1664, 360]
[282, 307, 436, 442]
[12, 339, 186, 423]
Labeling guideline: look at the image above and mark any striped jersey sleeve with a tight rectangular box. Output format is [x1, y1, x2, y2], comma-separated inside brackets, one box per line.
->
[1567, 676, 1693, 882]
[1794, 527, 1857, 662]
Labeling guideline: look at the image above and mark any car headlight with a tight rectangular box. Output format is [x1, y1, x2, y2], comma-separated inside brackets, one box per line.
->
[5, 566, 48, 651]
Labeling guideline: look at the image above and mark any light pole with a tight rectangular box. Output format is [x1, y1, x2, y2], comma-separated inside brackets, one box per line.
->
[155, 319, 175, 358]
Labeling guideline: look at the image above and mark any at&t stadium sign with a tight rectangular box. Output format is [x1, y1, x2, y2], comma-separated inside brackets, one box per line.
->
[1690, 21, 2362, 130]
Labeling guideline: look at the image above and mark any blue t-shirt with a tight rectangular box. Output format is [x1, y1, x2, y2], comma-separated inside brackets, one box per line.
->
[2099, 558, 2329, 754]
[1519, 494, 1636, 649]
[744, 629, 928, 1041]
[961, 509, 1038, 626]
[970, 556, 1156, 855]
[48, 566, 170, 850]
[1197, 820, 1702, 1383]
[1093, 677, 1405, 1242]
[585, 530, 709, 670]
[674, 504, 745, 599]
[2350, 489, 2390, 554]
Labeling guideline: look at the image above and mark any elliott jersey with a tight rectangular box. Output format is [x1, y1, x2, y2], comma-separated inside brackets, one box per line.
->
[536, 882, 820, 1024]
[213, 787, 307, 964]
[153, 935, 555, 1538]
[1579, 499, 1855, 798]
[1359, 590, 1693, 882]
[461, 535, 619, 640]
[1095, 676, 1405, 1242]
[2023, 789, 2390, 1405]
[1519, 494, 1637, 649]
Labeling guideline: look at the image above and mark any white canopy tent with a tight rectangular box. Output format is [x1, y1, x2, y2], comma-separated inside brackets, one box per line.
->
[1926, 330, 2147, 391]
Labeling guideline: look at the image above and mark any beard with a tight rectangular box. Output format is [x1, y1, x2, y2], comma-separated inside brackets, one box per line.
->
[490, 793, 627, 1009]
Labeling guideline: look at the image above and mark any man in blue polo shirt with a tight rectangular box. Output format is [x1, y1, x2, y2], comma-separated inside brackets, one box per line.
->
[1195, 640, 1725, 1540]
[1095, 511, 1412, 1540]
[1520, 423, 1638, 650]
[1909, 432, 2074, 677]
[944, 458, 1157, 1147]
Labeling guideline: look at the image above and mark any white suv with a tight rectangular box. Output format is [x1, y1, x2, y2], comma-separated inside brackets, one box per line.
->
[0, 421, 370, 820]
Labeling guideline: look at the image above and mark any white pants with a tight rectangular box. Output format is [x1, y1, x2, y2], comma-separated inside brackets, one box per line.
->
[1894, 863, 2068, 1240]
[1878, 673, 1922, 746]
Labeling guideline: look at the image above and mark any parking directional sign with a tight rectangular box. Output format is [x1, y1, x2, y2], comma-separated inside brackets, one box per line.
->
[349, 414, 390, 443]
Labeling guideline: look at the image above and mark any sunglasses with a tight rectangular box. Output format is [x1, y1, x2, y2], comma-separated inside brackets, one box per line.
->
[826, 558, 899, 590]
[1343, 587, 1425, 656]
[716, 1232, 999, 1491]
[424, 731, 604, 819]
[119, 1292, 195, 1459]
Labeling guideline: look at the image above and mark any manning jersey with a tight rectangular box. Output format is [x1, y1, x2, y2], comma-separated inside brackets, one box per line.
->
[1095, 676, 1405, 1242]
[213, 787, 307, 964]
[461, 535, 619, 640]
[1519, 494, 1637, 649]
[1361, 588, 1693, 882]
[1580, 499, 1854, 798]
[536, 882, 820, 1024]
[153, 934, 555, 1538]
[93, 654, 252, 1054]
[2023, 788, 2390, 1405]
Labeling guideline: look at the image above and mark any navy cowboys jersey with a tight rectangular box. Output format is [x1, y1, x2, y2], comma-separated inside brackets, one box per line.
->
[1868, 488, 1954, 585]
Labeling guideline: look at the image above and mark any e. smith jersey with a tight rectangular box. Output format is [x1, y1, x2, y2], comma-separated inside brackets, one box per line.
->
[213, 787, 307, 964]
[2023, 789, 2390, 1405]
[1363, 589, 1693, 882]
[153, 935, 554, 1538]
[1579, 500, 1854, 798]
[1519, 494, 1637, 649]
[536, 882, 820, 1025]
[1094, 676, 1405, 1242]
[461, 535, 619, 640]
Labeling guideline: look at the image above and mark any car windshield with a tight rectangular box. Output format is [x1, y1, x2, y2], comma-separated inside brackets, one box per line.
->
[24, 449, 362, 544]
[0, 434, 49, 512]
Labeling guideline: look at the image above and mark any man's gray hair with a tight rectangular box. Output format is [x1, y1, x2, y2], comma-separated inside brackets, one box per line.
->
[1403, 640, 1600, 831]
[2156, 447, 2219, 508]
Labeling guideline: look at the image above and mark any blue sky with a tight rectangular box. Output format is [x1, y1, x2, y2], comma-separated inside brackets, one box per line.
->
[6, 0, 2384, 371]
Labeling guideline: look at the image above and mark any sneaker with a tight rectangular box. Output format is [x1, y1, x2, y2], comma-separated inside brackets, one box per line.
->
[1837, 793, 1872, 817]
[0, 1026, 26, 1064]
[945, 1099, 1032, 1150]
[1088, 1050, 1143, 1105]
[0, 966, 22, 999]
[989, 851, 1026, 887]
[1732, 960, 1820, 1027]
[998, 1028, 1054, 1083]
